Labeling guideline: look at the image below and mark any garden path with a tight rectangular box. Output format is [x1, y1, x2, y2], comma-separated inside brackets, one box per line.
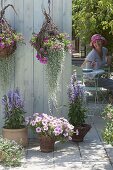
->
[0, 103, 113, 170]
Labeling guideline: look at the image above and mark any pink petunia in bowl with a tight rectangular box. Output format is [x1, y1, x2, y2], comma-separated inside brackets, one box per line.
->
[25, 113, 74, 142]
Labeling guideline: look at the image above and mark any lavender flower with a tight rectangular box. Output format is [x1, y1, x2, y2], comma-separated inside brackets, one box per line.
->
[68, 73, 87, 126]
[67, 73, 84, 103]
[2, 89, 25, 129]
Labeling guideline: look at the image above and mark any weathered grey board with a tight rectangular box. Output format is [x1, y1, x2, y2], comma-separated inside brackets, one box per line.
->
[0, 0, 72, 137]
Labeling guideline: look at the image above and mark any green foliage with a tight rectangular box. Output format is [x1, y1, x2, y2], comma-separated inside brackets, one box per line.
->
[68, 98, 87, 126]
[0, 136, 24, 167]
[68, 73, 87, 126]
[2, 89, 26, 129]
[102, 122, 113, 145]
[4, 107, 25, 129]
[101, 104, 113, 145]
[72, 0, 113, 53]
[47, 50, 65, 95]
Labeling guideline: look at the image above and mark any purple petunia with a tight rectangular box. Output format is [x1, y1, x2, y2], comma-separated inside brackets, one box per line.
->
[26, 113, 74, 142]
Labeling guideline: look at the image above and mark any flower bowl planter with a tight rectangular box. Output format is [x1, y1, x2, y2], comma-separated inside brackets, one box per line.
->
[2, 127, 28, 147]
[39, 135, 55, 152]
[72, 124, 91, 142]
[0, 43, 16, 58]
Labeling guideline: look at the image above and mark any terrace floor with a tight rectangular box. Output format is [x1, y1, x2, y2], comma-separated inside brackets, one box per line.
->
[0, 103, 113, 170]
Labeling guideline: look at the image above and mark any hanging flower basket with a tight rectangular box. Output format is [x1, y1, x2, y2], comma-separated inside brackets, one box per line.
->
[0, 2, 23, 58]
[30, 10, 72, 64]
[30, 10, 72, 111]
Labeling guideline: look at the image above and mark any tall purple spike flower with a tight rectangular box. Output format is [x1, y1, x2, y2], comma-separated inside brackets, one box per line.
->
[67, 73, 84, 103]
[1, 88, 25, 129]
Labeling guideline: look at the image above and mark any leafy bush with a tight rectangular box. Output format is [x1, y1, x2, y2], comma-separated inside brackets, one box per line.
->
[0, 136, 24, 166]
[72, 0, 113, 53]
[101, 104, 113, 145]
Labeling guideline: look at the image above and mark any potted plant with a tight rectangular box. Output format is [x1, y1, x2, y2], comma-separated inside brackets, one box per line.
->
[26, 113, 74, 152]
[101, 104, 113, 145]
[67, 73, 91, 142]
[2, 88, 28, 147]
[0, 0, 24, 58]
[0, 136, 24, 167]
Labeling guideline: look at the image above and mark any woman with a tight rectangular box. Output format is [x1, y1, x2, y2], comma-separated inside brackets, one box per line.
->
[82, 34, 113, 103]
[82, 34, 111, 69]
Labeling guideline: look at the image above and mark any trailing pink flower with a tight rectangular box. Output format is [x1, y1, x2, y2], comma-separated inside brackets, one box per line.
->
[30, 32, 72, 65]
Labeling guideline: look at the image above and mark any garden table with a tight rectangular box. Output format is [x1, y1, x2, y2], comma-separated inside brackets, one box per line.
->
[83, 69, 105, 80]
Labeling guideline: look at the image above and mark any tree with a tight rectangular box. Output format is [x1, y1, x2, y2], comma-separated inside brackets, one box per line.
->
[72, 0, 113, 53]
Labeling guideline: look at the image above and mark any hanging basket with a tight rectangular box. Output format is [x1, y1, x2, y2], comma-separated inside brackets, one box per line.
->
[0, 2, 23, 58]
[30, 10, 72, 64]
[0, 42, 16, 58]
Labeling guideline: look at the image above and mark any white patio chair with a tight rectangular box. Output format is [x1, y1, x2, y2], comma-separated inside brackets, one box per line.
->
[72, 66, 107, 116]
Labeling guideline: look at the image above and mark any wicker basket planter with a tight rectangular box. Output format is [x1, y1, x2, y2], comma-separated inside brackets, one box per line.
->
[39, 135, 55, 152]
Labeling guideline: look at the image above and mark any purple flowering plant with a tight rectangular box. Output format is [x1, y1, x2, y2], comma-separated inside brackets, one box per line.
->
[26, 113, 74, 142]
[0, 30, 23, 49]
[0, 2, 24, 52]
[2, 89, 26, 129]
[30, 32, 72, 64]
[68, 73, 86, 126]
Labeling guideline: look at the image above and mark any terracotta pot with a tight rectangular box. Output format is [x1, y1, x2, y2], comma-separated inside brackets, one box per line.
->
[0, 43, 16, 58]
[72, 124, 91, 142]
[39, 135, 55, 152]
[2, 127, 28, 147]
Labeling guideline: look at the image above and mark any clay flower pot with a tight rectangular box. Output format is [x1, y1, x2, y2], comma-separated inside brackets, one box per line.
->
[2, 127, 28, 147]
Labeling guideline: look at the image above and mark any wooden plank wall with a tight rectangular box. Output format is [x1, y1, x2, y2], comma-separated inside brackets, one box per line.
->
[0, 0, 72, 136]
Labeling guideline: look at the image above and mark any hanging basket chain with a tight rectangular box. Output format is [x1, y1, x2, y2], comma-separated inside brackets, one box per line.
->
[48, 0, 50, 15]
[35, 9, 59, 52]
[0, 0, 17, 33]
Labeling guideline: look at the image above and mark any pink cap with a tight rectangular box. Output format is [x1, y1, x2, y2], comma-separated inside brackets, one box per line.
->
[90, 34, 107, 46]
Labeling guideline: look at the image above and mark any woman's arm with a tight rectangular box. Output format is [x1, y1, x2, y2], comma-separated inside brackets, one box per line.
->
[81, 59, 87, 68]
[106, 51, 111, 66]
[81, 58, 95, 68]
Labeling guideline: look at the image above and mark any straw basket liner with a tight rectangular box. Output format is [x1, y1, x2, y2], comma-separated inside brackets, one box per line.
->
[0, 43, 16, 58]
